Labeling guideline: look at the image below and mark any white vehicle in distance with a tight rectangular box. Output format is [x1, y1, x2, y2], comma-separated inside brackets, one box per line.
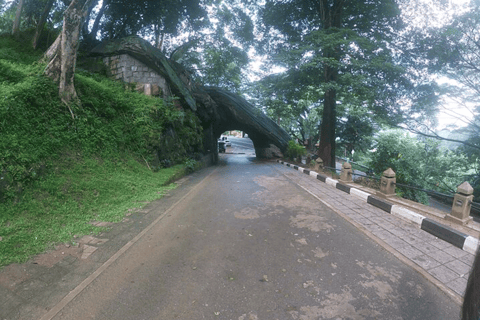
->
[224, 139, 231, 147]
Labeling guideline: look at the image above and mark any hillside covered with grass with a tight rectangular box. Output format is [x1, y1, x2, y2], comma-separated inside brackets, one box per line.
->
[0, 35, 204, 267]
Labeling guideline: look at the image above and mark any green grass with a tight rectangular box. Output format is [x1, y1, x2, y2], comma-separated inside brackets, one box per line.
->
[0, 155, 186, 267]
[0, 35, 204, 268]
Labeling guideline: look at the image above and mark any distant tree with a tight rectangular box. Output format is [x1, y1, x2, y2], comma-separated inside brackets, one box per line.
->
[0, 1, 15, 33]
[32, 0, 55, 49]
[336, 113, 375, 159]
[400, 0, 480, 148]
[11, 0, 24, 37]
[251, 71, 323, 146]
[398, 0, 480, 199]
[258, 0, 437, 167]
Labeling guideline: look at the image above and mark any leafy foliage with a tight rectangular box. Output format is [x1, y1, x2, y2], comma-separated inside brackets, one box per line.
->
[99, 0, 207, 40]
[369, 130, 470, 204]
[336, 113, 375, 158]
[285, 140, 306, 161]
[408, 0, 480, 200]
[173, 2, 254, 93]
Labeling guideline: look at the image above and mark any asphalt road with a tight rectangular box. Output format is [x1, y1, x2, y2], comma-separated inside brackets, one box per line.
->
[225, 136, 255, 154]
[49, 155, 460, 320]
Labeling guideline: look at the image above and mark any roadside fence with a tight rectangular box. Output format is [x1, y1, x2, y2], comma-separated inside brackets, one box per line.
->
[313, 159, 480, 226]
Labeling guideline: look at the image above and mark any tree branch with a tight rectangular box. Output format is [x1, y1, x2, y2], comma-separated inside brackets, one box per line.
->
[398, 123, 480, 151]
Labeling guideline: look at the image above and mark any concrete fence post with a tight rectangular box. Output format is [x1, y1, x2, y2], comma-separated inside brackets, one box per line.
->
[446, 181, 474, 225]
[340, 162, 353, 182]
[377, 168, 396, 198]
[314, 158, 324, 172]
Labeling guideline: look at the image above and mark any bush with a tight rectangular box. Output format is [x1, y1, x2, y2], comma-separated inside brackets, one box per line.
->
[368, 130, 469, 204]
[184, 158, 198, 173]
[286, 140, 306, 161]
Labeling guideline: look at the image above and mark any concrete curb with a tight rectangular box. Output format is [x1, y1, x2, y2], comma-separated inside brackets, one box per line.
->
[277, 160, 479, 255]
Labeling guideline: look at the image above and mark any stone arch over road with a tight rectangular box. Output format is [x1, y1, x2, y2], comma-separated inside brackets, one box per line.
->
[204, 88, 291, 158]
[90, 36, 291, 160]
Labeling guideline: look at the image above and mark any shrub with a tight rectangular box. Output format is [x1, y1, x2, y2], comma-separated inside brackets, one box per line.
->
[286, 140, 306, 161]
[368, 130, 469, 204]
[184, 158, 198, 173]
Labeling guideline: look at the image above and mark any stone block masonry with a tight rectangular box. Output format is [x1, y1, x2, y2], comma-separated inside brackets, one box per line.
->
[103, 54, 171, 98]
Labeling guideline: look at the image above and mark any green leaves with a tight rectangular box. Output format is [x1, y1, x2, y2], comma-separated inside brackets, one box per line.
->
[368, 130, 469, 203]
[286, 140, 306, 161]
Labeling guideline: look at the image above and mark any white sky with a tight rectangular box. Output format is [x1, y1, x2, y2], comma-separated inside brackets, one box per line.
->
[414, 0, 476, 130]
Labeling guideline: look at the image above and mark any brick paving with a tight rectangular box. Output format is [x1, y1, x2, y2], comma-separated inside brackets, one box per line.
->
[274, 163, 475, 298]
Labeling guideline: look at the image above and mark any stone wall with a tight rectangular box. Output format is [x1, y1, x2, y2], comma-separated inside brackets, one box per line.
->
[103, 54, 171, 97]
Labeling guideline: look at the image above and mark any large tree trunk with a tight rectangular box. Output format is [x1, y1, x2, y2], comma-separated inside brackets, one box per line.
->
[32, 0, 55, 49]
[12, 0, 24, 37]
[318, 83, 337, 167]
[316, 0, 343, 168]
[44, 0, 93, 109]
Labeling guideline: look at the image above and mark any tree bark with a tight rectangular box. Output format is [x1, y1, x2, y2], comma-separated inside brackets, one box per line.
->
[32, 0, 55, 49]
[12, 0, 24, 37]
[316, 0, 343, 167]
[318, 82, 337, 167]
[44, 0, 94, 110]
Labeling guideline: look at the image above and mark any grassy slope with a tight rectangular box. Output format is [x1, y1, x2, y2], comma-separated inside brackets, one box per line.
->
[0, 36, 195, 268]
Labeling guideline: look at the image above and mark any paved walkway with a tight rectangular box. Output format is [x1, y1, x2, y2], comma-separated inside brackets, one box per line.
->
[273, 161, 476, 304]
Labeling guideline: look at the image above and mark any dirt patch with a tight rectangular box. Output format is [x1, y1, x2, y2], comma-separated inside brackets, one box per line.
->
[290, 214, 335, 232]
[312, 247, 329, 259]
[0, 264, 30, 289]
[33, 244, 82, 268]
[234, 207, 261, 220]
[289, 288, 381, 320]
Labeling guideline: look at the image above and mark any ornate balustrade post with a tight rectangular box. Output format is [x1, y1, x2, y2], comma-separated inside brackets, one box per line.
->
[446, 182, 474, 225]
[314, 158, 324, 172]
[340, 162, 353, 182]
[377, 168, 396, 198]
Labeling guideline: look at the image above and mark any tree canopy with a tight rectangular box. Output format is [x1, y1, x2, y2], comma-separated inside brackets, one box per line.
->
[253, 0, 438, 166]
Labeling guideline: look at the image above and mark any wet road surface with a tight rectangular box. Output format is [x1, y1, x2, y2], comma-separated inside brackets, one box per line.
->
[47, 155, 460, 319]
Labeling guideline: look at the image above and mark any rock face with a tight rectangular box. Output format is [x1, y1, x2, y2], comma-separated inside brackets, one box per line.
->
[90, 36, 291, 160]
